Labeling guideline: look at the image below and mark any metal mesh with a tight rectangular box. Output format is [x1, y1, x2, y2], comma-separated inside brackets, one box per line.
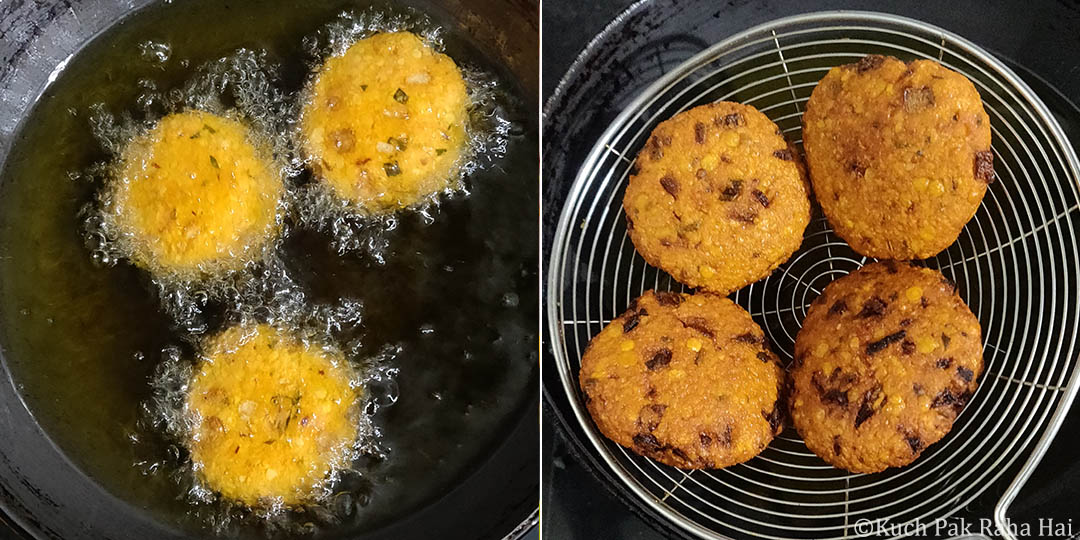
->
[546, 11, 1080, 540]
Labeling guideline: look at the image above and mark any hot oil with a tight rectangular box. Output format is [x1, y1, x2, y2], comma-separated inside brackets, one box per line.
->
[0, 0, 537, 537]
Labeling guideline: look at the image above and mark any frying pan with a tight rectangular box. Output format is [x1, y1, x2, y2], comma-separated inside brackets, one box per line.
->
[543, 0, 1080, 538]
[0, 0, 538, 538]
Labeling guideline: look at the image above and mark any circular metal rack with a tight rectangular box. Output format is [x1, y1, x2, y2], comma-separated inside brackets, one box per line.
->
[546, 11, 1080, 540]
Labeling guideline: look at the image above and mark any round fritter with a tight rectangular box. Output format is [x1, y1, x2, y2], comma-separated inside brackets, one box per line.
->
[579, 290, 785, 469]
[301, 31, 469, 212]
[790, 262, 983, 473]
[185, 324, 360, 506]
[802, 54, 993, 260]
[106, 110, 284, 278]
[623, 102, 811, 295]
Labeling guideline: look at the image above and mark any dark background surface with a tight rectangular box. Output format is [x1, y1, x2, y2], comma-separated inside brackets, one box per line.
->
[541, 4, 661, 538]
[542, 0, 1080, 538]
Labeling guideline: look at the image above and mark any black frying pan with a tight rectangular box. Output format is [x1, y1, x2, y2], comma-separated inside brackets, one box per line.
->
[0, 1, 538, 538]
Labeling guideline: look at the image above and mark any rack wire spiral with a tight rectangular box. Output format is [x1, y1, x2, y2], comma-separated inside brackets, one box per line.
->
[546, 11, 1080, 540]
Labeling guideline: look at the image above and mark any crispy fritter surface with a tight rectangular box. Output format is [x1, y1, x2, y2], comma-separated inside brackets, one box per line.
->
[580, 290, 784, 469]
[790, 262, 983, 473]
[623, 101, 810, 295]
[802, 55, 993, 259]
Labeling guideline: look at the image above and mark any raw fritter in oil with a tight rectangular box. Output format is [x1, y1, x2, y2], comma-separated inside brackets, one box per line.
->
[185, 324, 360, 506]
[106, 110, 283, 278]
[301, 31, 469, 212]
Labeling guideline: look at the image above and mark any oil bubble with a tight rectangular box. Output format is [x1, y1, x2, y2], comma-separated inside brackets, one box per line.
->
[502, 292, 519, 308]
[139, 40, 172, 64]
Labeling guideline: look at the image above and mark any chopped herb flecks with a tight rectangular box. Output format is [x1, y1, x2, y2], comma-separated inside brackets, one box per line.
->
[209, 155, 219, 168]
[383, 161, 401, 176]
[393, 88, 408, 104]
[435, 148, 447, 156]
[203, 124, 217, 134]
[360, 84, 368, 91]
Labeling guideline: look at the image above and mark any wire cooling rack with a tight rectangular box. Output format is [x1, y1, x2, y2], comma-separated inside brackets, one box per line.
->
[546, 11, 1080, 540]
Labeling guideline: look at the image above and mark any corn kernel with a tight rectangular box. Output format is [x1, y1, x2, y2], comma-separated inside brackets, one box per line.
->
[699, 264, 716, 279]
[916, 336, 936, 354]
[687, 337, 703, 352]
[720, 131, 740, 148]
[905, 286, 924, 302]
[620, 340, 635, 352]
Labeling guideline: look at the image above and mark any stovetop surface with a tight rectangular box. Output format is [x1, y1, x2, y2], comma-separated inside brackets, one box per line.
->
[542, 0, 1080, 538]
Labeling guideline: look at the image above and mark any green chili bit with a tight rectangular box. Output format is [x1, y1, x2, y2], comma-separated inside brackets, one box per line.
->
[393, 88, 409, 104]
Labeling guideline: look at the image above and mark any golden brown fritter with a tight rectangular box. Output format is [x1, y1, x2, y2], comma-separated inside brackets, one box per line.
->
[301, 32, 469, 212]
[579, 290, 784, 469]
[802, 55, 993, 260]
[623, 102, 811, 295]
[186, 324, 360, 506]
[106, 110, 284, 278]
[790, 262, 983, 473]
